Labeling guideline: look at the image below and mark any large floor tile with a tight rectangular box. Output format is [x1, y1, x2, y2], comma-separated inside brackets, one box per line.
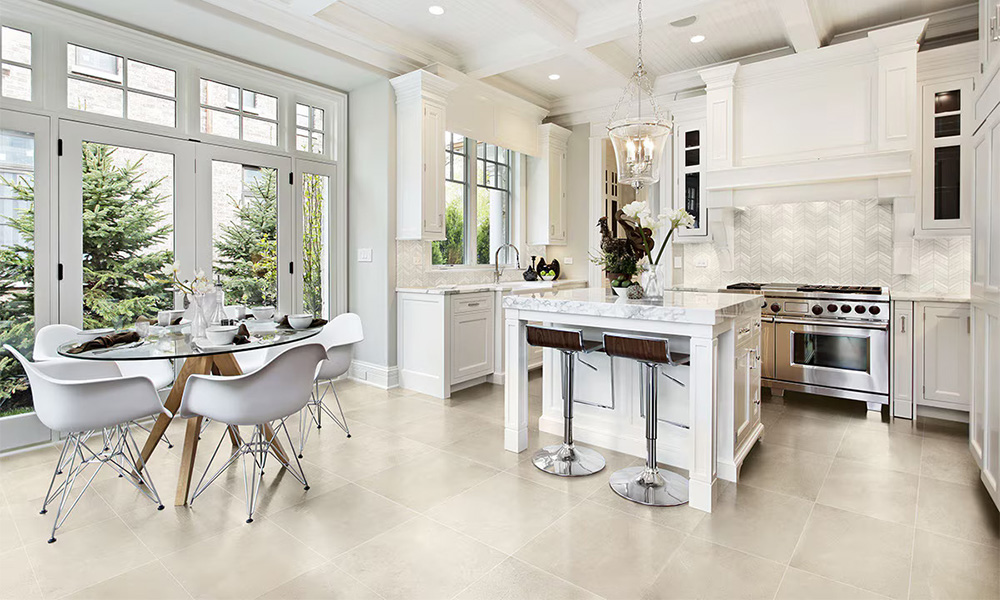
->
[267, 483, 414, 559]
[915, 417, 970, 441]
[426, 472, 579, 554]
[456, 557, 601, 600]
[24, 517, 157, 599]
[7, 486, 119, 546]
[691, 481, 812, 562]
[0, 547, 42, 600]
[836, 428, 923, 474]
[909, 529, 1000, 600]
[301, 428, 436, 482]
[515, 500, 686, 599]
[587, 480, 706, 534]
[915, 477, 1000, 547]
[762, 413, 848, 456]
[790, 504, 914, 599]
[737, 442, 833, 501]
[160, 518, 325, 600]
[919, 436, 982, 486]
[816, 458, 919, 525]
[258, 562, 381, 600]
[343, 396, 446, 433]
[0, 505, 21, 553]
[441, 426, 545, 471]
[65, 560, 191, 600]
[355, 449, 497, 512]
[335, 516, 506, 600]
[774, 568, 885, 600]
[391, 409, 495, 449]
[0, 443, 64, 475]
[643, 536, 786, 600]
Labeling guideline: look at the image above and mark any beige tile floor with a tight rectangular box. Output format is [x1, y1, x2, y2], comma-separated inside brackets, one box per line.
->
[1, 375, 998, 600]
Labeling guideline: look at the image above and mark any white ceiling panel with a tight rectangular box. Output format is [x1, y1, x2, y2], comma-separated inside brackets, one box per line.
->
[492, 54, 611, 102]
[811, 0, 975, 37]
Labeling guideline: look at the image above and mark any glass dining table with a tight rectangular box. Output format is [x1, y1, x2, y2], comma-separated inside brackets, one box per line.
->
[57, 325, 323, 506]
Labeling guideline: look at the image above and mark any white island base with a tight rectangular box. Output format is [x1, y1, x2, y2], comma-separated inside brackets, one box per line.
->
[503, 288, 764, 513]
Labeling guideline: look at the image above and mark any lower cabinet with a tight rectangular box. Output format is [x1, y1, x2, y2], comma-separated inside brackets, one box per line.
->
[397, 291, 495, 398]
[734, 319, 762, 460]
[890, 299, 971, 418]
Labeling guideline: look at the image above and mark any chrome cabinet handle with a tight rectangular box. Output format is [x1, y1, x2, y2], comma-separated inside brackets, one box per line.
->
[901, 315, 906, 333]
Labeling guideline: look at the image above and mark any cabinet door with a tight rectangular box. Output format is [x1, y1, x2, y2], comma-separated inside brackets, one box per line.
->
[892, 302, 914, 419]
[986, 311, 1000, 505]
[734, 348, 751, 445]
[674, 121, 708, 239]
[422, 103, 445, 238]
[971, 305, 987, 467]
[920, 80, 972, 233]
[984, 1, 1000, 78]
[920, 304, 971, 409]
[547, 149, 566, 244]
[749, 344, 761, 428]
[451, 310, 494, 383]
[973, 127, 992, 291]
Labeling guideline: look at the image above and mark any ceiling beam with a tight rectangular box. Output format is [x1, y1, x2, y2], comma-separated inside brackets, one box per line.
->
[773, 0, 829, 52]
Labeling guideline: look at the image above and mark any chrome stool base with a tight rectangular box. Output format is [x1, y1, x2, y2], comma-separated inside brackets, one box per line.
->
[532, 443, 606, 477]
[609, 466, 688, 507]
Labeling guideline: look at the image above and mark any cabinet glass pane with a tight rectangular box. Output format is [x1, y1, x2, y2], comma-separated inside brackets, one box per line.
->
[933, 90, 960, 113]
[685, 130, 700, 148]
[685, 172, 700, 228]
[684, 148, 699, 167]
[934, 115, 960, 138]
[933, 145, 961, 221]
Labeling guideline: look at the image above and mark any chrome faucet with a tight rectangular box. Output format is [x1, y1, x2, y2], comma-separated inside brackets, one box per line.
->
[493, 244, 521, 284]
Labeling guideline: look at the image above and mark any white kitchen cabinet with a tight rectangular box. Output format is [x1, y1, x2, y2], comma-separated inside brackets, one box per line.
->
[527, 123, 570, 246]
[982, 0, 1000, 84]
[674, 120, 709, 240]
[918, 78, 974, 235]
[390, 70, 457, 241]
[891, 301, 915, 419]
[450, 294, 494, 384]
[733, 318, 761, 458]
[916, 303, 971, 410]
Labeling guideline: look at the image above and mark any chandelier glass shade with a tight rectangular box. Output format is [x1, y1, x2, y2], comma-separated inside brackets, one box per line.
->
[607, 0, 672, 189]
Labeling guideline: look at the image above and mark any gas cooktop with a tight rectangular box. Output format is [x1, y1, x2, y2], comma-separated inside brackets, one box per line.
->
[725, 282, 885, 295]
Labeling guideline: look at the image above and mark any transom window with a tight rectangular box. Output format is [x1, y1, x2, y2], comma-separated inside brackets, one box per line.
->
[433, 132, 514, 266]
[295, 103, 325, 155]
[1, 26, 32, 101]
[200, 79, 278, 146]
[66, 44, 176, 127]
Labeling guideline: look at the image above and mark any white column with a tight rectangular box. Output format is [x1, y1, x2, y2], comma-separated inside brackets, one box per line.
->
[688, 333, 719, 512]
[504, 312, 529, 452]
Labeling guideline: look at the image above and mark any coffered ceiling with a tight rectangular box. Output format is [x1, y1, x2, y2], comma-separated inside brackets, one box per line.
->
[84, 0, 981, 113]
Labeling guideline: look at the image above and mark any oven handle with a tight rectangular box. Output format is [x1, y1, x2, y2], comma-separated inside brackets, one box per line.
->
[774, 317, 889, 331]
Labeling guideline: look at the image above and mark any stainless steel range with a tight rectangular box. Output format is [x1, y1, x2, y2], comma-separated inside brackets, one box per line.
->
[724, 283, 890, 410]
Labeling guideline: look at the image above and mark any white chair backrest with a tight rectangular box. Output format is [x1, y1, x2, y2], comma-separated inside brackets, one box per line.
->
[313, 313, 364, 380]
[179, 343, 326, 426]
[33, 324, 81, 361]
[3, 345, 164, 433]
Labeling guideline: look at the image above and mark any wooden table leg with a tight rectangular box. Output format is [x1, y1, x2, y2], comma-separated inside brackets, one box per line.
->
[176, 415, 203, 506]
[212, 352, 291, 465]
[139, 356, 211, 472]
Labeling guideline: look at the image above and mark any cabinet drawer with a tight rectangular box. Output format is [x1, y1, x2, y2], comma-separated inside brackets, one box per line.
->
[453, 293, 493, 315]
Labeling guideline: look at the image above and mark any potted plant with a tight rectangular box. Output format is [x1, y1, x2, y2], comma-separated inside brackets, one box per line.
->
[591, 217, 639, 294]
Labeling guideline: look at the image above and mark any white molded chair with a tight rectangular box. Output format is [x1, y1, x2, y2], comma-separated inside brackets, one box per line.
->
[34, 323, 176, 448]
[297, 313, 364, 456]
[4, 345, 170, 543]
[178, 343, 327, 523]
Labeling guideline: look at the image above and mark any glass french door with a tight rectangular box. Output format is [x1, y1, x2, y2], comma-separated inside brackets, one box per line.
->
[294, 160, 339, 319]
[195, 145, 292, 316]
[0, 110, 54, 450]
[58, 121, 196, 328]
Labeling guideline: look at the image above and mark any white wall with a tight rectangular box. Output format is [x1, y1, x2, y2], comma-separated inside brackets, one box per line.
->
[348, 79, 397, 374]
[547, 123, 592, 281]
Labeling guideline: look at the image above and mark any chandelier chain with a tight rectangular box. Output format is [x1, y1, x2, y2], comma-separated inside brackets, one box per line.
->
[606, 0, 666, 129]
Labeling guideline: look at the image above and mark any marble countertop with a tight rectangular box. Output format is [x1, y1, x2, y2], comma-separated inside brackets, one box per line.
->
[397, 279, 587, 295]
[890, 291, 970, 303]
[502, 287, 761, 325]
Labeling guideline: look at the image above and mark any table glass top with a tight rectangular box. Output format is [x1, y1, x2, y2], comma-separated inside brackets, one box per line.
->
[57, 324, 322, 361]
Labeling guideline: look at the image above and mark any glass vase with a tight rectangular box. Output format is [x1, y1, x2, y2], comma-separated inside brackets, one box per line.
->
[188, 293, 209, 339]
[640, 264, 664, 299]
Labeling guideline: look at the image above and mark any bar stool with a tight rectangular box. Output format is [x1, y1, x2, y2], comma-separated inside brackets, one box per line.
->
[603, 333, 690, 506]
[527, 325, 606, 477]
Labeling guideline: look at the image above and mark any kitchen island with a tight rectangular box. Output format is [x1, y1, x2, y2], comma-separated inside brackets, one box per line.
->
[503, 287, 763, 512]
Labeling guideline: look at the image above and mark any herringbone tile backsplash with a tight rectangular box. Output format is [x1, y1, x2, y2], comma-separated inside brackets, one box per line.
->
[396, 240, 549, 288]
[683, 199, 970, 295]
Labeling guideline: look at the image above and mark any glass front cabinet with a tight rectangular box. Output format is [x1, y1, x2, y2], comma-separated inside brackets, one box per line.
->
[672, 119, 708, 240]
[919, 78, 974, 235]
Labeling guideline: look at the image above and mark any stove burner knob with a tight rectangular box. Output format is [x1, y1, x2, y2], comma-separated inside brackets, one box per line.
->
[812, 305, 823, 315]
[855, 305, 867, 314]
[868, 306, 881, 316]
[840, 304, 852, 313]
[761, 299, 767, 309]
[827, 304, 838, 312]
[770, 303, 781, 313]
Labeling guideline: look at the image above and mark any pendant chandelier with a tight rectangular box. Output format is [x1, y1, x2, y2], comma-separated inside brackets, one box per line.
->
[607, 0, 672, 189]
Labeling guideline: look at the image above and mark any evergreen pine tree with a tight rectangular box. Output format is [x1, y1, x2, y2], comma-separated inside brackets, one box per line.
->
[213, 168, 278, 307]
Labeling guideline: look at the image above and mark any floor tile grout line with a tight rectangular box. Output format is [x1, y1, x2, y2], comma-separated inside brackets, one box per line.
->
[907, 467, 922, 600]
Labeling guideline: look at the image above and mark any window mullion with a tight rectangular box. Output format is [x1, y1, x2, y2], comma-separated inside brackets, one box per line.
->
[464, 138, 476, 265]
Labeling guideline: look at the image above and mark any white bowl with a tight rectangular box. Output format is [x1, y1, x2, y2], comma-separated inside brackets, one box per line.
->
[611, 287, 632, 297]
[287, 314, 314, 330]
[250, 306, 275, 321]
[225, 304, 246, 320]
[540, 274, 556, 281]
[205, 325, 238, 346]
[77, 328, 114, 341]
[245, 320, 276, 334]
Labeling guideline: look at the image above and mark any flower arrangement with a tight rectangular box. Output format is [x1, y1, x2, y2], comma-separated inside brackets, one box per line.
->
[146, 262, 213, 296]
[618, 201, 695, 267]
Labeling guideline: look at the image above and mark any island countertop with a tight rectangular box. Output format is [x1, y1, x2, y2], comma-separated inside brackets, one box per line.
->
[502, 287, 761, 325]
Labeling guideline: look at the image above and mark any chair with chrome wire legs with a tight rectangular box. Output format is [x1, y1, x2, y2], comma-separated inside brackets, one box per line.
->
[178, 343, 327, 523]
[526, 325, 606, 477]
[4, 345, 169, 543]
[603, 333, 691, 507]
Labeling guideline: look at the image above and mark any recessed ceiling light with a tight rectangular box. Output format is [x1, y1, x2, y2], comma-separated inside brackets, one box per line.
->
[690, 34, 705, 44]
[548, 73, 561, 81]
[428, 5, 445, 16]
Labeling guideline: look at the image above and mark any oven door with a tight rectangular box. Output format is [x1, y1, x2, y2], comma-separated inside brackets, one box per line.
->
[775, 318, 889, 395]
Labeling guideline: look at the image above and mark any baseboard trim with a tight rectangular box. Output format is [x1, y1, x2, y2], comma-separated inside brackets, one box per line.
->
[349, 360, 399, 389]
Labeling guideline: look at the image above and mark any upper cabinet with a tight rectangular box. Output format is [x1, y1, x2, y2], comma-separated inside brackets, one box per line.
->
[982, 0, 1000, 85]
[674, 120, 708, 240]
[527, 123, 571, 246]
[918, 78, 974, 235]
[391, 70, 458, 241]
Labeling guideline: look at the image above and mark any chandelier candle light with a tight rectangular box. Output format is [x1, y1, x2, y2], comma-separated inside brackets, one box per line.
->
[607, 0, 672, 189]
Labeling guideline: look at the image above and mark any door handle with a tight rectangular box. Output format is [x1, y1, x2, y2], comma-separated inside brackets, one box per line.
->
[968, 315, 971, 334]
[900, 316, 906, 333]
